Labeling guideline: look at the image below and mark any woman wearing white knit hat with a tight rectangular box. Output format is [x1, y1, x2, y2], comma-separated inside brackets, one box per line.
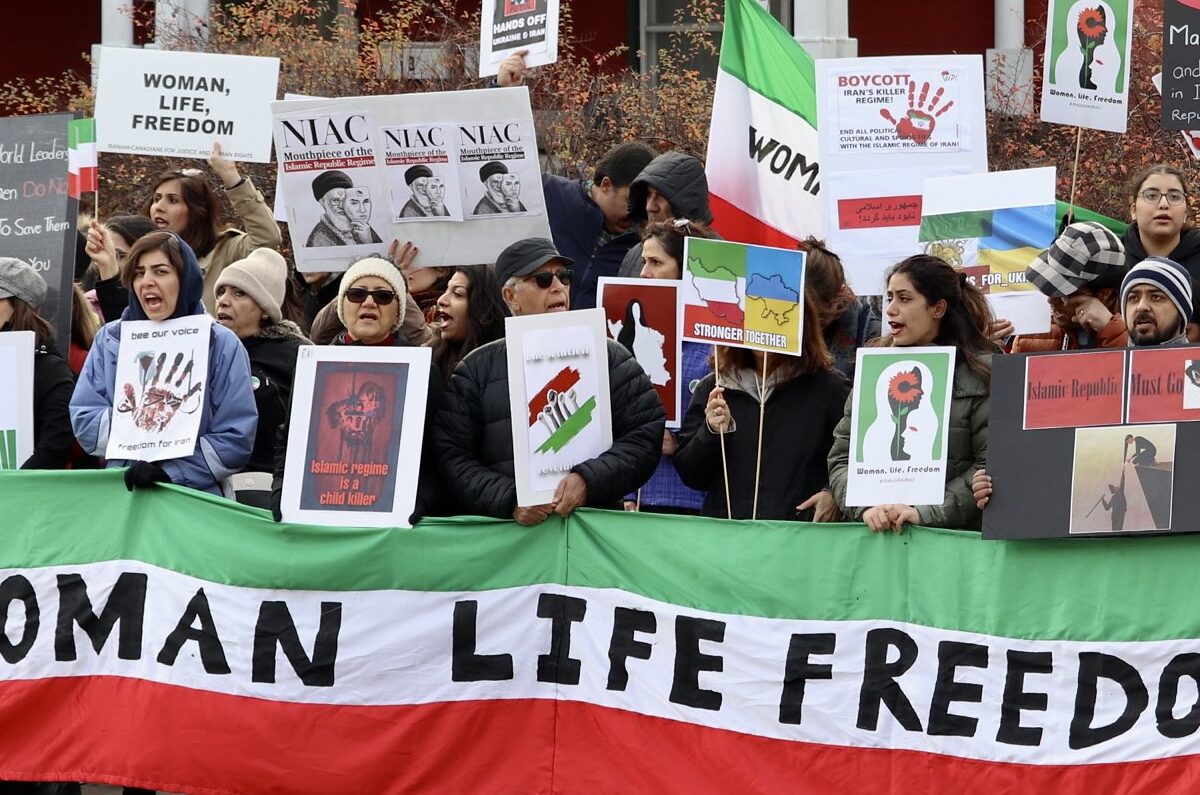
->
[215, 248, 311, 474]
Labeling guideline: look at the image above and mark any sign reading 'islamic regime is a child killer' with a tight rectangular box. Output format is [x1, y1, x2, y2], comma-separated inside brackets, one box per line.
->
[95, 47, 280, 162]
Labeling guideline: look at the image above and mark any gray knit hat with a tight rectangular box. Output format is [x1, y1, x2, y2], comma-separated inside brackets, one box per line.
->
[0, 258, 47, 309]
[336, 256, 408, 332]
[1025, 221, 1126, 298]
[215, 248, 288, 323]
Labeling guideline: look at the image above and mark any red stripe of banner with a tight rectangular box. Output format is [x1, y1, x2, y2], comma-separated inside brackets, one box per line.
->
[708, 193, 802, 249]
[5, 678, 1200, 793]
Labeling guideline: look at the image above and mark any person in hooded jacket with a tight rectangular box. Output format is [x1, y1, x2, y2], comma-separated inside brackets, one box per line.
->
[70, 231, 257, 495]
[213, 248, 311, 473]
[0, 258, 75, 469]
[617, 151, 717, 278]
[1120, 164, 1200, 340]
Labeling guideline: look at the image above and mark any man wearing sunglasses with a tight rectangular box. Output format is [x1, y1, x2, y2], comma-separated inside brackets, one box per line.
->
[437, 237, 666, 526]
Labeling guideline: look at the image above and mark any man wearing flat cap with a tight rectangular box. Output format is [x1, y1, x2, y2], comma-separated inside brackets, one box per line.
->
[306, 169, 357, 247]
[1011, 221, 1130, 352]
[472, 161, 526, 215]
[399, 165, 450, 218]
[436, 237, 664, 525]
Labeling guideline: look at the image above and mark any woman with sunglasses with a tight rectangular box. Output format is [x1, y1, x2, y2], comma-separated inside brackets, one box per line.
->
[1122, 164, 1200, 339]
[70, 231, 258, 495]
[142, 142, 283, 314]
[84, 214, 158, 322]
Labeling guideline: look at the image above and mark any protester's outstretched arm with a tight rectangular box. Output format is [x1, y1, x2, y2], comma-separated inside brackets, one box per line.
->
[210, 141, 283, 254]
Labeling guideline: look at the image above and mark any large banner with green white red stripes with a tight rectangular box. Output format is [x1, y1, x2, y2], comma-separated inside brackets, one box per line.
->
[3, 470, 1200, 793]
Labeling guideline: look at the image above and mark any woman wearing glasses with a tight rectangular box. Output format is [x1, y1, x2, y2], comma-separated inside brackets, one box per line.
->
[1122, 164, 1200, 338]
[70, 231, 257, 494]
[142, 142, 283, 314]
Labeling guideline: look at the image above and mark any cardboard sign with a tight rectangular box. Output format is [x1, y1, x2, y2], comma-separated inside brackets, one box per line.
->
[506, 309, 613, 507]
[1039, 0, 1134, 134]
[0, 112, 79, 345]
[815, 55, 988, 293]
[281, 345, 432, 527]
[95, 47, 279, 162]
[0, 332, 35, 469]
[845, 346, 957, 508]
[680, 238, 805, 356]
[598, 278, 682, 429]
[107, 316, 212, 462]
[985, 347, 1200, 539]
[479, 0, 560, 77]
[272, 89, 549, 273]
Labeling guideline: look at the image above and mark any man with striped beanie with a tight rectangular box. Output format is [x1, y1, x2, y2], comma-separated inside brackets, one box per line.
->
[1120, 257, 1193, 346]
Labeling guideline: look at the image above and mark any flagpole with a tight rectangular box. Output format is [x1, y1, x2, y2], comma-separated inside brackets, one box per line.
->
[752, 351, 768, 520]
[713, 347, 732, 520]
[1067, 126, 1083, 221]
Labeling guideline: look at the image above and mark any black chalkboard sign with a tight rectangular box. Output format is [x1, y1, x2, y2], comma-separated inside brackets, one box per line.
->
[1162, 0, 1200, 130]
[0, 112, 80, 347]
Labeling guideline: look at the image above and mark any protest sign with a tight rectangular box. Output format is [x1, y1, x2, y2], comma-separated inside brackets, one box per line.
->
[680, 237, 805, 356]
[95, 47, 279, 162]
[1153, 73, 1200, 158]
[815, 56, 987, 293]
[106, 316, 211, 463]
[281, 345, 431, 527]
[986, 347, 1200, 539]
[1039, 0, 1134, 133]
[845, 347, 956, 508]
[479, 0, 560, 77]
[0, 113, 78, 345]
[918, 167, 1056, 334]
[506, 308, 612, 506]
[598, 277, 681, 428]
[0, 332, 35, 469]
[1163, 1, 1200, 129]
[272, 89, 549, 272]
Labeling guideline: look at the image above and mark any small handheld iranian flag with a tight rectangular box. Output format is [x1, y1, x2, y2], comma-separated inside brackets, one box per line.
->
[67, 118, 97, 199]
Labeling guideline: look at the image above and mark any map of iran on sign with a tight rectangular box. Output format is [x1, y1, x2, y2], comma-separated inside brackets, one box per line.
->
[681, 237, 806, 355]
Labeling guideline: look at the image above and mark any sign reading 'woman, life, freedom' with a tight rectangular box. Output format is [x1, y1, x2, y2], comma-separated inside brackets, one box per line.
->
[95, 47, 280, 162]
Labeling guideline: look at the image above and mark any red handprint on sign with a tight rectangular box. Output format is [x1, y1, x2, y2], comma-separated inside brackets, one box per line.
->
[117, 350, 203, 432]
[879, 81, 955, 145]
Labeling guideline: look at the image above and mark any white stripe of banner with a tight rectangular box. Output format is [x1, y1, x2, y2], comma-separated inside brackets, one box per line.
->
[706, 69, 823, 238]
[3, 560, 1200, 766]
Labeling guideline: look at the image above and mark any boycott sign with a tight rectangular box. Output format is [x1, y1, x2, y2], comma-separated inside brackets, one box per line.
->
[479, 0, 560, 77]
[95, 47, 280, 162]
[0, 112, 79, 346]
[1163, 0, 1200, 129]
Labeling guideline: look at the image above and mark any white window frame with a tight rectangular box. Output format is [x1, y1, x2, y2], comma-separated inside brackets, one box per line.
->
[639, 0, 792, 75]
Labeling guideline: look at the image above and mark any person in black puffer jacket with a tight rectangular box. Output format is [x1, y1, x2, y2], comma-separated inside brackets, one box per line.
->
[436, 238, 665, 525]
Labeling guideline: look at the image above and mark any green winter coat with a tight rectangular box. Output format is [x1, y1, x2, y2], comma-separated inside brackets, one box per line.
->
[827, 358, 990, 530]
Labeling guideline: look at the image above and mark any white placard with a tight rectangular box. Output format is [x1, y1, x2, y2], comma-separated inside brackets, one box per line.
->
[479, 0, 560, 77]
[506, 309, 613, 507]
[106, 316, 212, 462]
[815, 55, 988, 294]
[382, 123, 465, 222]
[0, 332, 35, 469]
[1039, 0, 1134, 134]
[271, 89, 549, 273]
[281, 345, 432, 528]
[846, 346, 957, 508]
[95, 47, 280, 162]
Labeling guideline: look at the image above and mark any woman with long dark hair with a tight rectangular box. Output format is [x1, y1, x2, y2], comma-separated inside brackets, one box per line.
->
[828, 254, 999, 531]
[141, 143, 283, 314]
[431, 264, 507, 382]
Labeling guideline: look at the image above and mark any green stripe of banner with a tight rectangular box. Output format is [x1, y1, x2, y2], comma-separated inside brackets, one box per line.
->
[918, 210, 993, 242]
[718, 0, 817, 126]
[5, 470, 1200, 643]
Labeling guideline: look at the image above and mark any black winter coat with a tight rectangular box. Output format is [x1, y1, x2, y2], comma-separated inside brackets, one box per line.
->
[436, 337, 666, 518]
[23, 341, 76, 469]
[242, 320, 310, 472]
[674, 368, 848, 520]
[1122, 225, 1200, 322]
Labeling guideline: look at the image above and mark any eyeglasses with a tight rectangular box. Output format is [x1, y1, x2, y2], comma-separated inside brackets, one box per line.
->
[523, 269, 573, 289]
[1140, 188, 1187, 206]
[345, 287, 397, 305]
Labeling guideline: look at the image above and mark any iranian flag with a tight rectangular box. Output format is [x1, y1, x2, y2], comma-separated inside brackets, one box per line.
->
[6, 470, 1200, 792]
[705, 0, 821, 248]
[67, 118, 97, 199]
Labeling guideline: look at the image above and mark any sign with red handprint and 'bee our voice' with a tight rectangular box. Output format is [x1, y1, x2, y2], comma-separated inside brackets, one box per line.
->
[814, 56, 988, 295]
[107, 316, 211, 463]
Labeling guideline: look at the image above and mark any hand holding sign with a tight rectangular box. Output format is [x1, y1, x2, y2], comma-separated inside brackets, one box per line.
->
[209, 141, 242, 189]
[497, 49, 530, 86]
